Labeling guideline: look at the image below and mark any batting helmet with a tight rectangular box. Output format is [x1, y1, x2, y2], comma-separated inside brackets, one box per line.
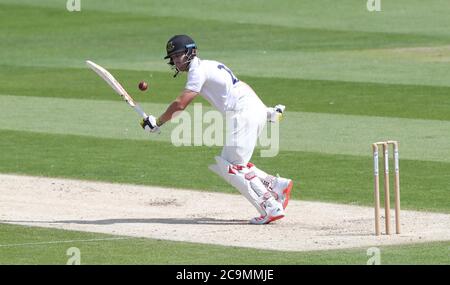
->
[164, 35, 197, 59]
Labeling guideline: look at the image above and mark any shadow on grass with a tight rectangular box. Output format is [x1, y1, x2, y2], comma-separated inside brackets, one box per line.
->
[1, 218, 249, 225]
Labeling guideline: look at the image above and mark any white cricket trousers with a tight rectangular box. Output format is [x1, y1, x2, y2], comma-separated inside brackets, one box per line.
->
[220, 82, 267, 165]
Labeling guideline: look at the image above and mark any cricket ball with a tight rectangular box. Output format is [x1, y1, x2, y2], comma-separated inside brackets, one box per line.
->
[138, 81, 148, 91]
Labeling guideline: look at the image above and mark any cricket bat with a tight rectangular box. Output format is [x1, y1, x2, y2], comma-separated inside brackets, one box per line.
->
[86, 60, 148, 118]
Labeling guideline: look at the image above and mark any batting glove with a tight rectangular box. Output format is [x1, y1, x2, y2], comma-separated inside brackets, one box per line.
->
[267, 104, 286, 123]
[140, 115, 160, 133]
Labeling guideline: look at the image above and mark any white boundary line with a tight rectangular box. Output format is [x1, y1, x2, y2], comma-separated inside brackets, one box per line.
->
[0, 237, 133, 248]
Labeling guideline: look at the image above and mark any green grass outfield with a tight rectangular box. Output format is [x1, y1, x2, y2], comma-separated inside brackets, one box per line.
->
[0, 0, 449, 264]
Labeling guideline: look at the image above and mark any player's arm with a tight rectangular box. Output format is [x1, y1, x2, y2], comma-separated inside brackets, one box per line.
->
[140, 89, 198, 133]
[156, 89, 198, 126]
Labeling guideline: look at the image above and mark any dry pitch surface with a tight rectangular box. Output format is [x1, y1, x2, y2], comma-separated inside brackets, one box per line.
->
[1, 174, 449, 251]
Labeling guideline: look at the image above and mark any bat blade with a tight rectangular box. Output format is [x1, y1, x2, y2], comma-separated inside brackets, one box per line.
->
[86, 60, 147, 118]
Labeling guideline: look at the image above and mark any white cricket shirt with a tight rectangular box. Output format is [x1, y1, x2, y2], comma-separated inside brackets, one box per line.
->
[185, 57, 244, 113]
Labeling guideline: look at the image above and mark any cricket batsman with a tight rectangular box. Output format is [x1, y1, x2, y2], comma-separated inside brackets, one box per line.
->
[141, 35, 294, 224]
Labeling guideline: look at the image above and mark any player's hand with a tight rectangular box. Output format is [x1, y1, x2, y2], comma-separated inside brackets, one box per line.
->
[267, 104, 286, 122]
[140, 115, 160, 133]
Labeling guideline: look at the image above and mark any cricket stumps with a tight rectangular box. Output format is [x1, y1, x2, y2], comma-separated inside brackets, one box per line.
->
[372, 140, 401, 236]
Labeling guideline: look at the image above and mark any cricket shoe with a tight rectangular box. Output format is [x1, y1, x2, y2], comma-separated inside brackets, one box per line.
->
[250, 199, 285, 225]
[269, 177, 293, 210]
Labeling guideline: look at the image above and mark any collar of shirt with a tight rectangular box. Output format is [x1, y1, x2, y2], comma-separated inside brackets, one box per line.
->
[188, 57, 200, 71]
